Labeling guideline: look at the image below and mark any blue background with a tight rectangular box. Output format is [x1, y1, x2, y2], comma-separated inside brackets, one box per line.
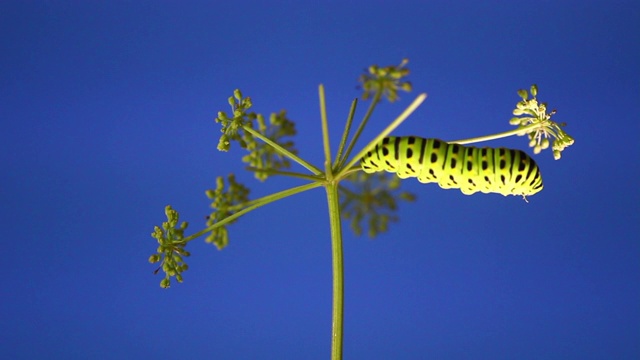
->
[1, 1, 638, 359]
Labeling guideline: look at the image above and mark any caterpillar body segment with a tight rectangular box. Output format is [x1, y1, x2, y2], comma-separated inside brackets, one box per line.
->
[361, 136, 543, 197]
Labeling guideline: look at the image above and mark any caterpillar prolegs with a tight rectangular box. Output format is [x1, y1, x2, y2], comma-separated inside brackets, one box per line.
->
[361, 136, 543, 197]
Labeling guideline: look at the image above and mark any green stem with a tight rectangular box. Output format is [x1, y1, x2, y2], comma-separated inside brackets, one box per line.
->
[337, 91, 382, 169]
[333, 98, 358, 167]
[448, 122, 541, 145]
[319, 84, 333, 178]
[179, 182, 323, 244]
[243, 125, 323, 175]
[325, 182, 344, 360]
[339, 166, 361, 178]
[244, 167, 324, 182]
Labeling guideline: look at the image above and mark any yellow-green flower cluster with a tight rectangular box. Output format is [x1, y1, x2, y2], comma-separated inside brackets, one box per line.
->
[359, 59, 412, 103]
[509, 85, 574, 160]
[205, 174, 250, 250]
[149, 205, 190, 288]
[215, 89, 298, 181]
[215, 89, 257, 151]
[341, 172, 415, 238]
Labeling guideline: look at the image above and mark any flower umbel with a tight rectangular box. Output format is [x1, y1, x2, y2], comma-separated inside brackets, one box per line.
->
[359, 59, 412, 103]
[509, 85, 575, 159]
[340, 172, 416, 238]
[149, 205, 190, 288]
[215, 89, 256, 151]
[216, 89, 298, 180]
[205, 174, 250, 249]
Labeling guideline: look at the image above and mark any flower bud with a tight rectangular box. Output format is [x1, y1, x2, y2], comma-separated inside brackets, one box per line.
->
[517, 89, 528, 100]
[400, 82, 412, 92]
[541, 138, 550, 149]
[242, 97, 252, 109]
[217, 135, 230, 152]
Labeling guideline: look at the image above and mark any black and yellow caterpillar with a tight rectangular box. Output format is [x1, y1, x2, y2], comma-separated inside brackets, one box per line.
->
[361, 136, 543, 197]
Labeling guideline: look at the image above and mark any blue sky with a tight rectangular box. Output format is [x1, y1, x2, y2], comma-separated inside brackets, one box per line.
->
[1, 1, 638, 359]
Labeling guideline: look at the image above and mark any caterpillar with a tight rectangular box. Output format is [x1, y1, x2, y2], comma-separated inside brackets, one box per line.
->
[361, 136, 543, 197]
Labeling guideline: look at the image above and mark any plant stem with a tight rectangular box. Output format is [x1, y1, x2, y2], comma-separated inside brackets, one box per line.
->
[325, 182, 344, 360]
[178, 181, 323, 244]
[244, 167, 324, 182]
[243, 125, 323, 175]
[448, 123, 540, 145]
[333, 98, 358, 167]
[337, 91, 382, 169]
[319, 85, 333, 178]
